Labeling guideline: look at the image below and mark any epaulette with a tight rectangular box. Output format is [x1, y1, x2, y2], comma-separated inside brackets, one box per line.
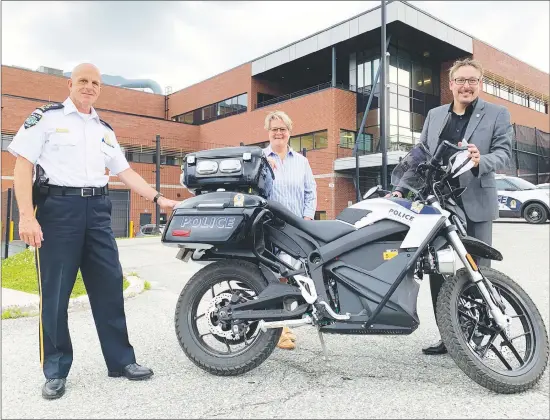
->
[24, 103, 64, 129]
[100, 119, 114, 132]
[37, 103, 64, 113]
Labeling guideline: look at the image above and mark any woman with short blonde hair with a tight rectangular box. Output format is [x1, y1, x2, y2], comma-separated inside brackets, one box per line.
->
[262, 109, 317, 350]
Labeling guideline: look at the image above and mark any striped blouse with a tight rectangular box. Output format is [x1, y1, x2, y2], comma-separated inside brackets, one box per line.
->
[263, 145, 317, 219]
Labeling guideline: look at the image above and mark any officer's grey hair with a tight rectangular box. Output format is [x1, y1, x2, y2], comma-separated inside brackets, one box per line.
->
[264, 110, 293, 132]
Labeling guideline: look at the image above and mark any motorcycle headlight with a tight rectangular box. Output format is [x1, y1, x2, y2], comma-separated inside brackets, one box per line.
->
[219, 159, 242, 173]
[196, 161, 218, 175]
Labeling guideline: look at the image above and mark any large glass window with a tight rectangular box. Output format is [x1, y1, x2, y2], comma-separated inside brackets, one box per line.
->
[412, 113, 425, 133]
[237, 93, 247, 109]
[183, 112, 193, 124]
[398, 110, 410, 128]
[398, 58, 411, 88]
[365, 63, 372, 88]
[358, 63, 364, 89]
[314, 131, 328, 149]
[421, 67, 433, 95]
[355, 42, 442, 154]
[300, 134, 314, 151]
[339, 129, 371, 153]
[412, 62, 423, 91]
[389, 108, 398, 126]
[173, 92, 248, 125]
[125, 148, 184, 166]
[389, 65, 398, 85]
[398, 95, 410, 112]
[483, 76, 547, 114]
[498, 86, 511, 101]
[513, 93, 526, 107]
[484, 80, 496, 95]
[357, 60, 377, 91]
[339, 130, 355, 149]
[373, 59, 380, 79]
[390, 93, 397, 109]
[289, 137, 301, 152]
[290, 130, 328, 151]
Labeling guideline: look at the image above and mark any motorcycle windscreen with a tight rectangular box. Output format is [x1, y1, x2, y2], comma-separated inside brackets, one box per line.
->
[390, 142, 432, 194]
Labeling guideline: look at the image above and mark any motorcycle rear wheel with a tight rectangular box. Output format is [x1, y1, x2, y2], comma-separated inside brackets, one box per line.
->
[174, 259, 282, 376]
[437, 267, 549, 394]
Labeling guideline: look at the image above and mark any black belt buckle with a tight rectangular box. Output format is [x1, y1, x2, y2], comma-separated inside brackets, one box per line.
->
[81, 187, 94, 197]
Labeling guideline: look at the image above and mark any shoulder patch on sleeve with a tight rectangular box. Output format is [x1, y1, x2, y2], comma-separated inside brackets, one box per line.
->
[23, 103, 63, 129]
[38, 103, 64, 113]
[24, 111, 43, 129]
[100, 119, 114, 132]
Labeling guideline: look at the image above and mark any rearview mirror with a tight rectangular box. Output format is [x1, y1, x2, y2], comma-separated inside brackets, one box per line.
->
[363, 185, 380, 199]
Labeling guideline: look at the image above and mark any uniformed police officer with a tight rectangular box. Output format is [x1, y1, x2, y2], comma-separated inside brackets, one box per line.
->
[8, 63, 179, 400]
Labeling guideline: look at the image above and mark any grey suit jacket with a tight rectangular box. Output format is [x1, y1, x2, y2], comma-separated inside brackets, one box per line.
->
[398, 97, 513, 222]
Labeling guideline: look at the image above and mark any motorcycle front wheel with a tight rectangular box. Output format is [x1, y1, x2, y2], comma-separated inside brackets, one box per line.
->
[174, 259, 282, 376]
[436, 267, 549, 394]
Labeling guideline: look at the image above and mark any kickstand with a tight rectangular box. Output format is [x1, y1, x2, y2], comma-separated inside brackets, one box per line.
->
[317, 326, 329, 362]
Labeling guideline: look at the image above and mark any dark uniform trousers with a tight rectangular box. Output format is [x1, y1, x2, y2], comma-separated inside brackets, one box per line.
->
[35, 192, 136, 379]
[429, 210, 493, 317]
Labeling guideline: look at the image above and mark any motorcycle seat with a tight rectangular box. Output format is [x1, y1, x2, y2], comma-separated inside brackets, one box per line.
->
[266, 200, 356, 243]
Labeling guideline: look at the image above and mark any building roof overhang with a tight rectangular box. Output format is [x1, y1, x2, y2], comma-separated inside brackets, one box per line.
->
[251, 0, 473, 76]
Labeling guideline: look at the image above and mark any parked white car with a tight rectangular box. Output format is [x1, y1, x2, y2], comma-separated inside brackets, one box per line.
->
[137, 223, 166, 236]
[496, 175, 550, 224]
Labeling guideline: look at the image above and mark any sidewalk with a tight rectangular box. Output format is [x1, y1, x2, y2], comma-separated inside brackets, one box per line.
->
[2, 288, 40, 312]
[1, 237, 168, 318]
[1, 275, 146, 317]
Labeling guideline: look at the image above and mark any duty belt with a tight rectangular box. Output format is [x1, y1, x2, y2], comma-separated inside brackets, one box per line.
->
[39, 185, 109, 197]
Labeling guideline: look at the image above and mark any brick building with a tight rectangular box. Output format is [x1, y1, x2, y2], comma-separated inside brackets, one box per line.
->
[2, 0, 549, 237]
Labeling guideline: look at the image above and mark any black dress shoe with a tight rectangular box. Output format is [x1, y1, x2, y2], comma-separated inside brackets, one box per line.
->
[108, 363, 154, 380]
[42, 378, 66, 400]
[422, 339, 448, 355]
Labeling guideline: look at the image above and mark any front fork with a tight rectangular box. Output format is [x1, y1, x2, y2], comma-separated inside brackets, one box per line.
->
[432, 202, 512, 332]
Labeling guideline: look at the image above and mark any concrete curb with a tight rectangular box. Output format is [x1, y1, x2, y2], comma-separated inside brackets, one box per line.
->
[1, 274, 146, 319]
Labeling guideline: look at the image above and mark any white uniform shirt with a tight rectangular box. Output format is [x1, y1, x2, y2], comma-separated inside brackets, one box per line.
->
[8, 97, 129, 187]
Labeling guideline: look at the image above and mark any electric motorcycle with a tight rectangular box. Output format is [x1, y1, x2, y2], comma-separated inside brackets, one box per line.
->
[161, 141, 548, 394]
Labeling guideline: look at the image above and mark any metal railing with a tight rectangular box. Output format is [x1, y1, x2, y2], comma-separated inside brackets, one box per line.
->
[337, 136, 417, 159]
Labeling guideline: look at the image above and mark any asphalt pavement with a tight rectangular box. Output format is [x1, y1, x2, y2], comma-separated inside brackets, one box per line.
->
[2, 221, 549, 419]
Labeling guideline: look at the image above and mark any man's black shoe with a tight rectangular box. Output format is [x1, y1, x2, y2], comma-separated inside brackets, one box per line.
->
[108, 363, 154, 380]
[422, 339, 448, 355]
[42, 378, 66, 400]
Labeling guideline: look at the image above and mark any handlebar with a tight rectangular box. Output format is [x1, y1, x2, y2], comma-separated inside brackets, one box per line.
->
[410, 140, 469, 201]
[431, 140, 468, 164]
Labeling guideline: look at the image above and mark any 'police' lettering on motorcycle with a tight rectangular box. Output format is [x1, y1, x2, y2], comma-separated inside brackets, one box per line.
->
[388, 208, 415, 222]
[181, 216, 236, 229]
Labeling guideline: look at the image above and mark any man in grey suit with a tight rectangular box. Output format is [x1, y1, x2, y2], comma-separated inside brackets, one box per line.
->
[390, 58, 513, 355]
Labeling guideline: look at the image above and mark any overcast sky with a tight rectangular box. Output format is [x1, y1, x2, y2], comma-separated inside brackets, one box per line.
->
[2, 1, 549, 93]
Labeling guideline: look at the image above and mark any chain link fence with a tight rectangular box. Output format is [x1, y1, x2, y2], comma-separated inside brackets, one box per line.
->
[497, 124, 550, 184]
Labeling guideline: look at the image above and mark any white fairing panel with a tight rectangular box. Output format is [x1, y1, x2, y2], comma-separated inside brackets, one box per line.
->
[350, 198, 445, 249]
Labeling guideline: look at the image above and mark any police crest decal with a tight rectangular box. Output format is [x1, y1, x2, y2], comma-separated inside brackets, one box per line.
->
[24, 112, 42, 129]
